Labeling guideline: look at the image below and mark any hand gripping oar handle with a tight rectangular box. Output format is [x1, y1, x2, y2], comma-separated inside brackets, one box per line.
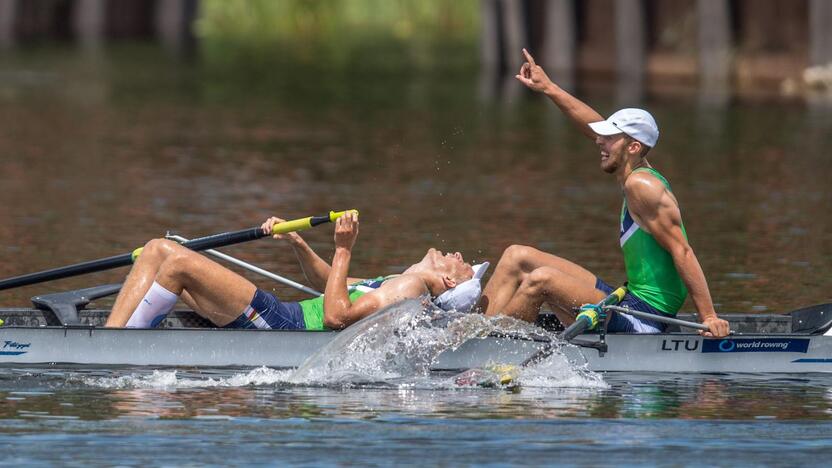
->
[520, 286, 627, 367]
[0, 210, 357, 291]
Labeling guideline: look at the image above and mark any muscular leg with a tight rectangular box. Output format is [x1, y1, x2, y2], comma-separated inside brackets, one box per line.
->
[480, 245, 602, 321]
[107, 238, 175, 327]
[106, 239, 257, 327]
[500, 266, 605, 323]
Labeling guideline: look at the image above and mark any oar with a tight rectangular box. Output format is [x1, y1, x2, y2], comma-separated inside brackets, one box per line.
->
[454, 286, 627, 388]
[603, 305, 712, 332]
[0, 210, 356, 291]
[165, 233, 323, 297]
[519, 285, 628, 367]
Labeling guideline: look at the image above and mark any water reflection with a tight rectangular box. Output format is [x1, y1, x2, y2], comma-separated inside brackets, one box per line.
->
[1, 368, 831, 422]
[0, 48, 830, 314]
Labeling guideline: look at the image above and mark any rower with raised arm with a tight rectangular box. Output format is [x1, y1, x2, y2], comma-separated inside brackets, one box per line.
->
[105, 211, 483, 330]
[480, 49, 730, 338]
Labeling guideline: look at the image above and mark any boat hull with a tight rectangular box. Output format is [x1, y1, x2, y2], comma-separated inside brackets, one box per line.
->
[1, 325, 830, 373]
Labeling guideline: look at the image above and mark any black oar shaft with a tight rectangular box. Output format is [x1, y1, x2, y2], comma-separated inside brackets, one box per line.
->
[0, 253, 135, 291]
[0, 227, 266, 292]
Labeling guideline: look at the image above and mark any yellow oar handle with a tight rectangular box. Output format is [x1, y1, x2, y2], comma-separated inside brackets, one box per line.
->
[270, 209, 359, 235]
[131, 247, 144, 262]
[609, 286, 627, 304]
[130, 210, 359, 262]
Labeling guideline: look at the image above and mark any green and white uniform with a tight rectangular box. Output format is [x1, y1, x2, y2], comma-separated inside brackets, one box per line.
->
[619, 168, 688, 315]
[298, 276, 391, 330]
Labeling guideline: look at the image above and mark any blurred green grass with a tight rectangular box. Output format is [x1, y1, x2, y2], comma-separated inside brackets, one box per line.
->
[196, 0, 481, 71]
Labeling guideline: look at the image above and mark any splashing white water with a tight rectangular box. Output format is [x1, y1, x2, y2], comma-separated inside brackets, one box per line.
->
[84, 367, 290, 390]
[289, 298, 606, 389]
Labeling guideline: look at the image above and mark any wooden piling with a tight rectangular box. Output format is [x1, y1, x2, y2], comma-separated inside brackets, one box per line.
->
[541, 0, 576, 90]
[0, 0, 16, 50]
[500, 0, 526, 72]
[155, 0, 198, 56]
[615, 0, 646, 80]
[73, 0, 105, 51]
[809, 0, 832, 66]
[480, 0, 500, 71]
[697, 0, 733, 83]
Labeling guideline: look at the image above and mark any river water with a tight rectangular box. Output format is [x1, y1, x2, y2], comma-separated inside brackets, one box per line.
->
[1, 47, 832, 464]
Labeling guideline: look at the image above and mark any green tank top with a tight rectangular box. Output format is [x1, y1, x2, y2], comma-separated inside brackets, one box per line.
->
[620, 168, 688, 314]
[298, 276, 388, 330]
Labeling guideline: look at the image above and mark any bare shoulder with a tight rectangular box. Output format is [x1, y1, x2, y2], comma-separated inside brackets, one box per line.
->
[376, 274, 430, 297]
[624, 171, 664, 197]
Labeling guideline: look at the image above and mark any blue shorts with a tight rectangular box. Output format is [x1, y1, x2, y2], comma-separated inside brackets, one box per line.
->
[595, 279, 668, 333]
[224, 289, 306, 330]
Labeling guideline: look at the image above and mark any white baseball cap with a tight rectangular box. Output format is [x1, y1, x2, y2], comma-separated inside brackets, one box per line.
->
[588, 108, 659, 148]
[433, 262, 490, 313]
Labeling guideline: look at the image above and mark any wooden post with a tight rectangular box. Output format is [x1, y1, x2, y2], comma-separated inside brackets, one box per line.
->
[0, 0, 16, 50]
[73, 0, 105, 51]
[480, 0, 500, 72]
[809, 0, 832, 66]
[541, 0, 576, 91]
[615, 0, 646, 102]
[500, 0, 526, 72]
[615, 0, 646, 81]
[697, 0, 732, 83]
[156, 0, 198, 56]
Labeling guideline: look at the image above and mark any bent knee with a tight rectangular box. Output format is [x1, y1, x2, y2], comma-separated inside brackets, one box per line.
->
[142, 238, 182, 260]
[499, 245, 543, 268]
[524, 267, 560, 291]
[157, 250, 200, 282]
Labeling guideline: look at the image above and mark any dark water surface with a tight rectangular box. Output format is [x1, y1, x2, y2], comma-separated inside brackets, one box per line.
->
[1, 48, 832, 464]
[2, 367, 832, 465]
[1, 48, 831, 312]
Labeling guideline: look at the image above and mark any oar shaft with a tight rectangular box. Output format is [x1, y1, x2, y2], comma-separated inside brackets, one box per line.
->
[520, 286, 628, 368]
[0, 253, 135, 291]
[166, 234, 323, 297]
[603, 305, 711, 332]
[0, 211, 356, 292]
[0, 227, 265, 292]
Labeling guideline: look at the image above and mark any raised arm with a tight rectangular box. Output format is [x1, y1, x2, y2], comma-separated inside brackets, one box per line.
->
[515, 48, 604, 141]
[262, 216, 331, 292]
[320, 212, 429, 329]
[624, 174, 730, 337]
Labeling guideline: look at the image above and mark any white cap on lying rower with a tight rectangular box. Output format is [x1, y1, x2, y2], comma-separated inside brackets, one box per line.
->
[434, 262, 490, 313]
[588, 108, 659, 148]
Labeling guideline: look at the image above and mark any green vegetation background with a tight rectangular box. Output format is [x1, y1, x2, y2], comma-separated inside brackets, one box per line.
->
[197, 0, 481, 71]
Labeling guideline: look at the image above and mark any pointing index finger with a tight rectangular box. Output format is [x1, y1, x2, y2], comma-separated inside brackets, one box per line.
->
[522, 48, 536, 66]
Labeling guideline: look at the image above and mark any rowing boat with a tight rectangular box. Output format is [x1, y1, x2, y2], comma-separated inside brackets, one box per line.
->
[1, 284, 830, 373]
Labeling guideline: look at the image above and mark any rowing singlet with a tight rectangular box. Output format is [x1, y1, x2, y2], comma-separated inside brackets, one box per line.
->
[298, 276, 390, 330]
[620, 168, 688, 314]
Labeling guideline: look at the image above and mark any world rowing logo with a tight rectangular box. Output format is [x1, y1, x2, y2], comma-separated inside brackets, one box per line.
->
[718, 340, 736, 352]
[701, 338, 809, 353]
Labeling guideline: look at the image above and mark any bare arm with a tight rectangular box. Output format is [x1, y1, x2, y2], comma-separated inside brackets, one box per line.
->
[515, 48, 604, 141]
[262, 216, 364, 292]
[324, 275, 429, 329]
[625, 174, 730, 337]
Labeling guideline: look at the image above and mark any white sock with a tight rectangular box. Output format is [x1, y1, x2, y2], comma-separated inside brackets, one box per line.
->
[125, 281, 179, 328]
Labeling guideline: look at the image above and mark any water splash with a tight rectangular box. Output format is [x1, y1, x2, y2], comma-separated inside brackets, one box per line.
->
[289, 297, 606, 389]
[83, 367, 291, 390]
